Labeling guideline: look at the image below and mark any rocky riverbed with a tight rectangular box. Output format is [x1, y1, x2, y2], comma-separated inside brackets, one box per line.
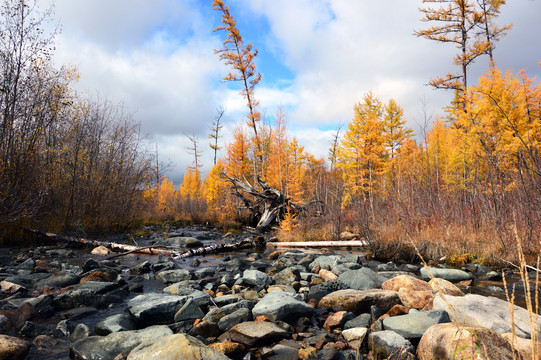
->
[0, 226, 539, 359]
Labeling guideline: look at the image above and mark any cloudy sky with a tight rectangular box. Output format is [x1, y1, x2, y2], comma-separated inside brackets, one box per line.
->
[48, 0, 541, 184]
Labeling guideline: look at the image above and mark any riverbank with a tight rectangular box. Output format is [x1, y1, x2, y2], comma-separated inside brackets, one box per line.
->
[0, 226, 538, 359]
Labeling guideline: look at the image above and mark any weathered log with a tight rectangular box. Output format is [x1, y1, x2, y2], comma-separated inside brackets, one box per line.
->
[22, 227, 265, 260]
[267, 240, 368, 248]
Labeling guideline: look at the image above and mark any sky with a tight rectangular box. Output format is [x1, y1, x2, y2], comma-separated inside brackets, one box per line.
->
[48, 0, 541, 185]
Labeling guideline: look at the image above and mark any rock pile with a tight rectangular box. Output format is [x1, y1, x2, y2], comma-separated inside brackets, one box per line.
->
[0, 243, 538, 360]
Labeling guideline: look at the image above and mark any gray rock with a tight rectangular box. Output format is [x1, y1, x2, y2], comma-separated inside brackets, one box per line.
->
[308, 281, 344, 301]
[218, 307, 252, 331]
[369, 331, 415, 359]
[159, 236, 203, 248]
[17, 258, 36, 270]
[20, 321, 54, 338]
[130, 261, 151, 275]
[69, 323, 91, 342]
[241, 269, 271, 288]
[173, 297, 205, 322]
[8, 294, 54, 316]
[382, 309, 451, 339]
[214, 294, 243, 306]
[95, 314, 137, 335]
[155, 269, 194, 283]
[485, 271, 503, 281]
[420, 267, 473, 282]
[70, 325, 172, 360]
[229, 321, 288, 347]
[127, 333, 229, 360]
[273, 267, 301, 285]
[203, 300, 254, 323]
[344, 313, 371, 329]
[127, 293, 186, 327]
[308, 255, 342, 271]
[331, 263, 362, 275]
[194, 267, 215, 279]
[252, 290, 314, 324]
[37, 273, 80, 289]
[318, 289, 400, 314]
[433, 293, 541, 339]
[261, 343, 299, 360]
[338, 267, 387, 290]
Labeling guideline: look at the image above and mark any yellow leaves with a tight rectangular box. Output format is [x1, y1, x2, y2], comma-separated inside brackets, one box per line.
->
[179, 167, 202, 203]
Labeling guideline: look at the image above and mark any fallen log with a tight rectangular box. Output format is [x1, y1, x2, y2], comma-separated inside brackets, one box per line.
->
[23, 228, 266, 260]
[268, 240, 368, 248]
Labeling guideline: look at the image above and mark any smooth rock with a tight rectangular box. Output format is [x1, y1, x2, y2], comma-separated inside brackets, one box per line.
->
[338, 267, 387, 290]
[368, 331, 415, 360]
[344, 313, 371, 330]
[252, 291, 314, 323]
[383, 309, 450, 339]
[428, 278, 465, 296]
[382, 274, 432, 292]
[342, 327, 368, 349]
[417, 323, 518, 360]
[155, 269, 193, 284]
[228, 321, 288, 347]
[502, 332, 541, 360]
[261, 343, 299, 360]
[0, 335, 30, 360]
[398, 288, 435, 309]
[159, 236, 203, 248]
[37, 273, 79, 289]
[319, 269, 338, 282]
[91, 246, 111, 255]
[70, 325, 173, 360]
[432, 293, 541, 338]
[309, 256, 342, 272]
[69, 323, 91, 342]
[318, 289, 400, 314]
[95, 314, 137, 335]
[127, 293, 186, 327]
[420, 267, 472, 282]
[127, 333, 229, 360]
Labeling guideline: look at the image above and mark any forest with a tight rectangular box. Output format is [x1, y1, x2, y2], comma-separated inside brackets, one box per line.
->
[0, 0, 539, 266]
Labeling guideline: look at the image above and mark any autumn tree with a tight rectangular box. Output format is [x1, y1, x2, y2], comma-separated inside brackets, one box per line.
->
[225, 125, 253, 180]
[212, 0, 263, 175]
[415, 0, 487, 96]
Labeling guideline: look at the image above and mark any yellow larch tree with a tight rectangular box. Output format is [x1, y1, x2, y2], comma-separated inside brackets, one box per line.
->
[225, 125, 253, 180]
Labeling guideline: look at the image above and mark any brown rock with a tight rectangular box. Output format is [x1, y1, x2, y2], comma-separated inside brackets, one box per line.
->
[310, 277, 324, 286]
[255, 316, 271, 322]
[307, 298, 318, 307]
[502, 333, 541, 360]
[267, 251, 282, 260]
[429, 278, 465, 296]
[0, 335, 30, 360]
[382, 275, 432, 292]
[80, 270, 117, 283]
[203, 289, 215, 297]
[323, 311, 348, 333]
[91, 245, 111, 255]
[312, 264, 321, 274]
[0, 303, 36, 328]
[229, 321, 288, 347]
[386, 304, 410, 316]
[398, 288, 435, 309]
[457, 279, 473, 288]
[298, 346, 317, 359]
[209, 341, 245, 357]
[340, 231, 359, 240]
[33, 335, 57, 350]
[319, 269, 338, 282]
[417, 323, 517, 360]
[318, 289, 400, 314]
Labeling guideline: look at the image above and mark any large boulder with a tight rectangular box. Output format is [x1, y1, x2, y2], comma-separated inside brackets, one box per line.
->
[241, 269, 271, 288]
[0, 335, 30, 360]
[228, 321, 288, 347]
[158, 236, 203, 248]
[127, 333, 229, 360]
[382, 274, 432, 292]
[318, 289, 400, 314]
[338, 268, 387, 290]
[433, 293, 541, 339]
[420, 267, 472, 282]
[127, 293, 186, 327]
[417, 323, 519, 360]
[382, 309, 450, 339]
[398, 288, 435, 309]
[70, 325, 172, 360]
[429, 278, 465, 296]
[252, 291, 314, 323]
